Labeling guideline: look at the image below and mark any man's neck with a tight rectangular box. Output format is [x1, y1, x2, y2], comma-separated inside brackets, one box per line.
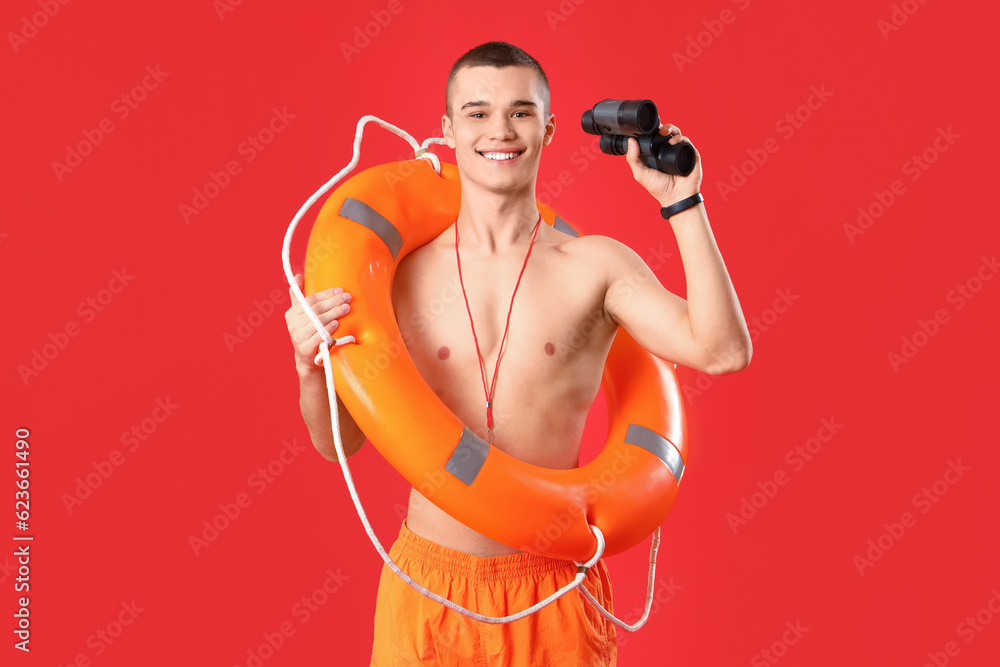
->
[455, 187, 541, 256]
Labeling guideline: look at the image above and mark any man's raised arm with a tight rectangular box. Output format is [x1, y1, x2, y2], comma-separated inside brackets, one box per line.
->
[601, 123, 751, 376]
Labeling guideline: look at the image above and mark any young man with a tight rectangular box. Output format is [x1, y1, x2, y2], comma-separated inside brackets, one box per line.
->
[285, 42, 751, 666]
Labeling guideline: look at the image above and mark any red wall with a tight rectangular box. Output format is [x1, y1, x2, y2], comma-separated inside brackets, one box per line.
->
[5, 0, 998, 664]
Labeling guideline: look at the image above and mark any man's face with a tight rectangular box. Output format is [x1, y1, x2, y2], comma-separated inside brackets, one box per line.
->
[442, 65, 555, 196]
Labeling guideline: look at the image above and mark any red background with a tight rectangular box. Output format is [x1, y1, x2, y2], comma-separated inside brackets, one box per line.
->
[5, 0, 998, 665]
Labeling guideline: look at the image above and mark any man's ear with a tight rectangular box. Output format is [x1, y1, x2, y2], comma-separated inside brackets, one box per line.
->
[442, 113, 456, 149]
[542, 113, 556, 146]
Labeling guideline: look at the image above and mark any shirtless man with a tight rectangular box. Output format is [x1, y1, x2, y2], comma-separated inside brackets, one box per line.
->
[286, 41, 750, 666]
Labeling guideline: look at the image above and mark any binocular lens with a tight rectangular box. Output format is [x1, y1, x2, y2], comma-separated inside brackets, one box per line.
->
[582, 99, 659, 136]
[674, 144, 696, 176]
[626, 100, 658, 135]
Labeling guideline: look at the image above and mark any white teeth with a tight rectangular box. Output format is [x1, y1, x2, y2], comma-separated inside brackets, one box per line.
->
[481, 151, 521, 160]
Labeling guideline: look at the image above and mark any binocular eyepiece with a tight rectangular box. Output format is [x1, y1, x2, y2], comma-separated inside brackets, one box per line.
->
[581, 99, 696, 177]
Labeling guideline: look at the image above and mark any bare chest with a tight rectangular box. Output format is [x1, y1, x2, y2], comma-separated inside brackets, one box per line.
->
[391, 229, 614, 442]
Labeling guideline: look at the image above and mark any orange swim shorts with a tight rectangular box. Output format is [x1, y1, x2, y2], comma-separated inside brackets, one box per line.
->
[370, 518, 617, 666]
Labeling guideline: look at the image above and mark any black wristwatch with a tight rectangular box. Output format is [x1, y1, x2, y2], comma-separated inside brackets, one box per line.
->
[660, 193, 704, 220]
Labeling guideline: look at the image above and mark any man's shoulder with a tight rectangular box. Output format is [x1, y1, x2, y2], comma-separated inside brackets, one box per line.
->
[560, 233, 664, 308]
[548, 233, 636, 328]
[544, 232, 647, 291]
[400, 228, 452, 268]
[556, 232, 636, 267]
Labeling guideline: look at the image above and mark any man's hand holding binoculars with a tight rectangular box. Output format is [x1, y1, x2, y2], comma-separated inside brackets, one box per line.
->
[625, 123, 702, 209]
[581, 98, 702, 215]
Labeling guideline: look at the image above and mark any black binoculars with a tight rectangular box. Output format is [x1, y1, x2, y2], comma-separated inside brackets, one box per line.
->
[581, 99, 696, 177]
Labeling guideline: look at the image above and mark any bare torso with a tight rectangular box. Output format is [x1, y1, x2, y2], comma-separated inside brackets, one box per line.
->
[391, 222, 619, 556]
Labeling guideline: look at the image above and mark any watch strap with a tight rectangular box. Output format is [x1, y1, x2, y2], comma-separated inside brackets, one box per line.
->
[660, 192, 704, 220]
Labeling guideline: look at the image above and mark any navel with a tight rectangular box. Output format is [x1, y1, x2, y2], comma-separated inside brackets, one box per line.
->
[438, 346, 451, 361]
[544, 342, 555, 356]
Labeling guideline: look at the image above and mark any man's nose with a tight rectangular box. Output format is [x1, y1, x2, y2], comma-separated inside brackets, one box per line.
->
[487, 114, 516, 140]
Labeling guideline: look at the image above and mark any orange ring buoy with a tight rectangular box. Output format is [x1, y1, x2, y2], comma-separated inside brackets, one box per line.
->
[305, 159, 687, 562]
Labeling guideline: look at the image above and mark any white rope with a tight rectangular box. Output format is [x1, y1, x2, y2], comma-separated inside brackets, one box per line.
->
[282, 115, 438, 346]
[281, 115, 664, 628]
[578, 528, 662, 631]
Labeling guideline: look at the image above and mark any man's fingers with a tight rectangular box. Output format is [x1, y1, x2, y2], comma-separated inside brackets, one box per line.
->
[658, 123, 691, 146]
[285, 272, 353, 365]
[304, 319, 339, 347]
[293, 307, 345, 337]
[307, 290, 352, 313]
[294, 317, 341, 362]
[625, 137, 645, 176]
[292, 295, 351, 335]
[292, 287, 347, 313]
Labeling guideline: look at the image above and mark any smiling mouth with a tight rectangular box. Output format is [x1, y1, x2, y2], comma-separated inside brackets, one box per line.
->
[478, 150, 525, 161]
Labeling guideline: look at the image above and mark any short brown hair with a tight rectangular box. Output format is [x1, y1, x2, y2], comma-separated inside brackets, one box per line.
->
[445, 41, 550, 117]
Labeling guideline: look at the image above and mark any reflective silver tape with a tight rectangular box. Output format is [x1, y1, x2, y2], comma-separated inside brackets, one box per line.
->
[624, 423, 685, 484]
[339, 198, 403, 260]
[444, 427, 490, 486]
[552, 216, 579, 237]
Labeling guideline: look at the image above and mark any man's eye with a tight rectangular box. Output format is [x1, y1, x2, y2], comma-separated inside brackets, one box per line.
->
[513, 111, 530, 117]
[470, 112, 485, 118]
